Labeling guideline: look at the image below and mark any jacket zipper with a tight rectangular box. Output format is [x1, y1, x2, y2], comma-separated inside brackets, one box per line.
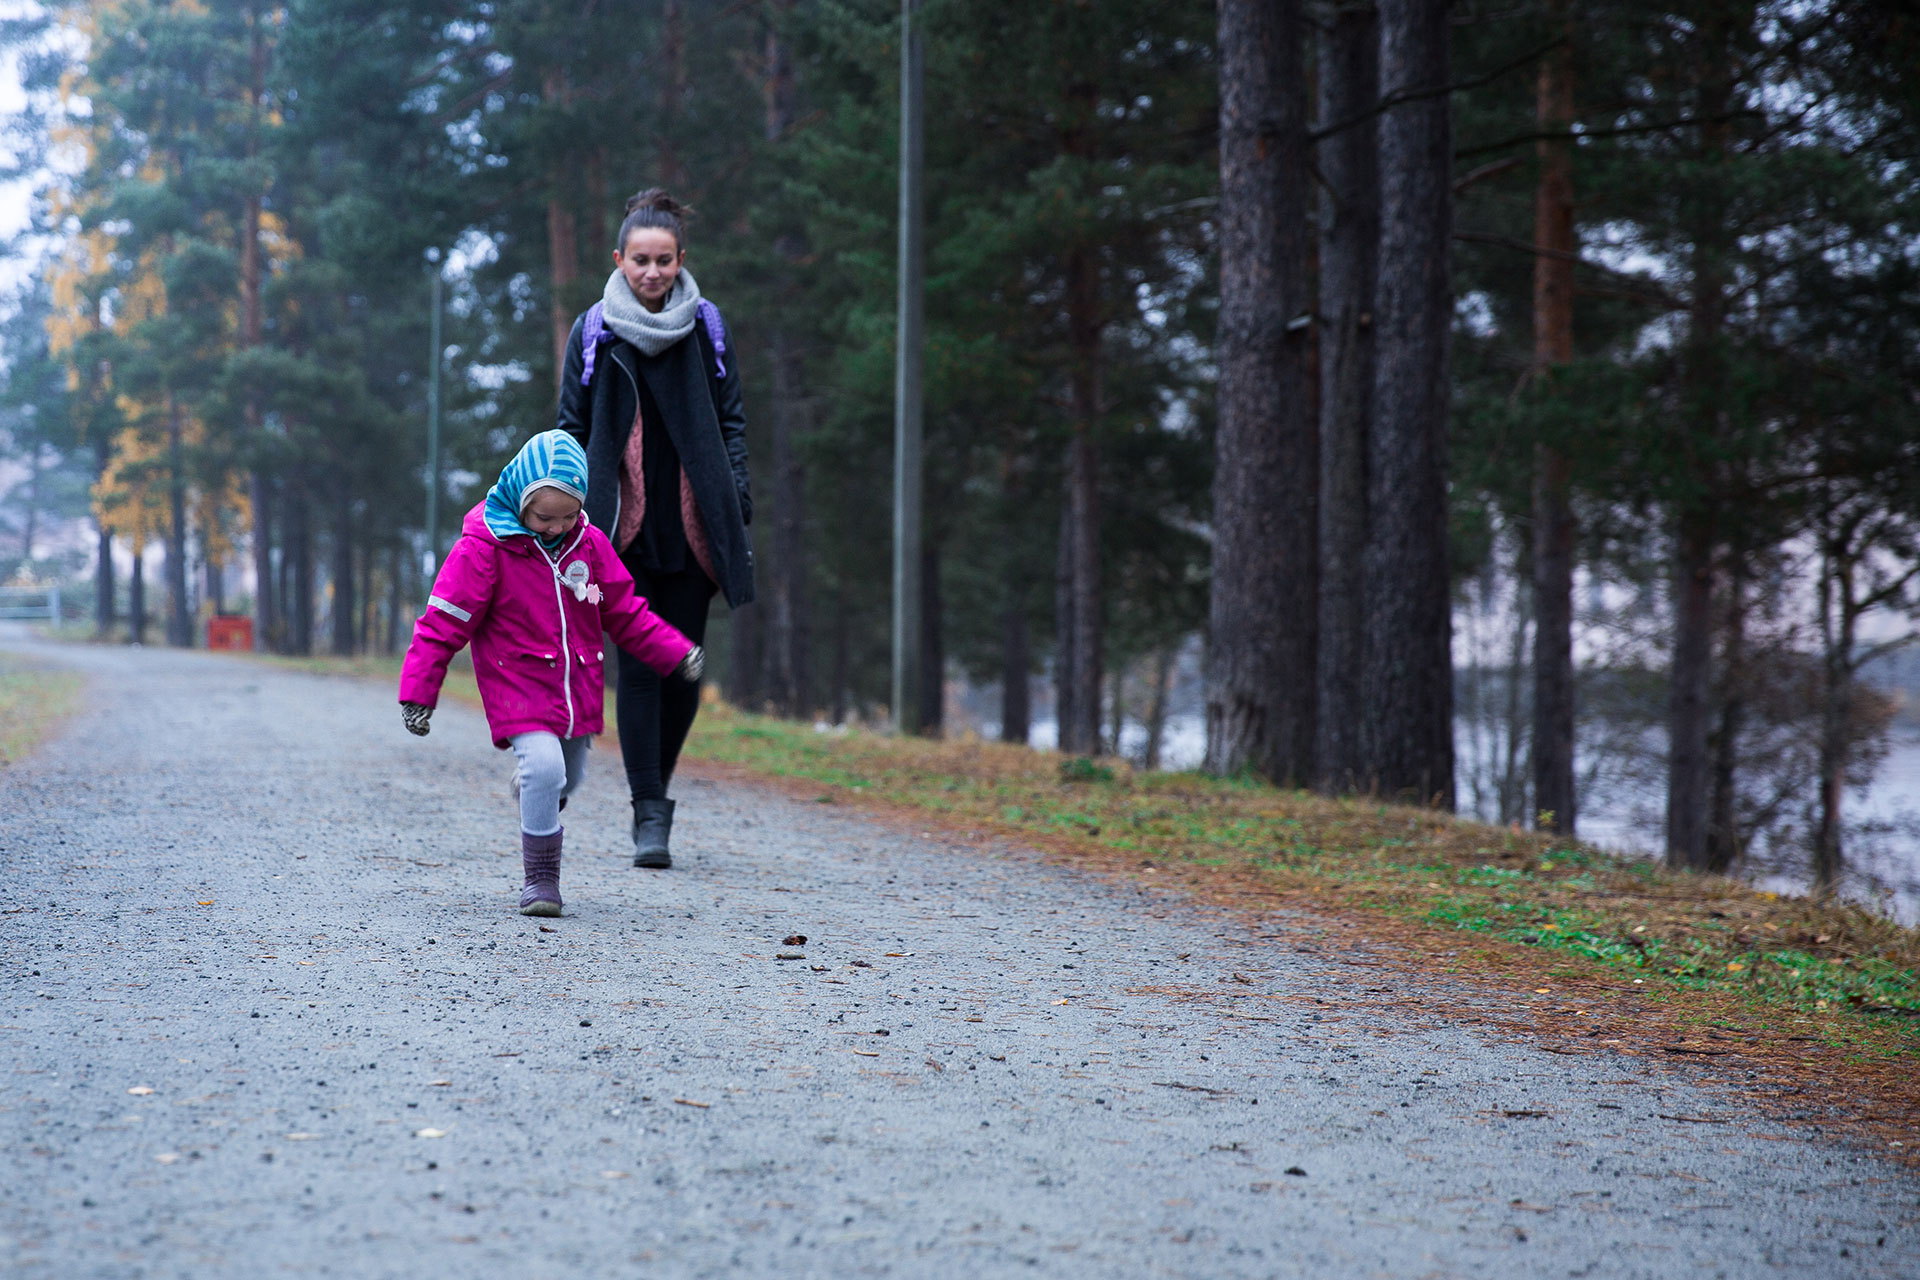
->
[546, 525, 588, 737]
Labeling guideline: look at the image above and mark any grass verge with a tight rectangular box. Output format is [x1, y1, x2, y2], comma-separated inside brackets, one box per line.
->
[0, 651, 83, 766]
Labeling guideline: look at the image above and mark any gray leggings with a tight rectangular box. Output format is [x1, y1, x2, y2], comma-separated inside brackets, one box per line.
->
[509, 732, 590, 837]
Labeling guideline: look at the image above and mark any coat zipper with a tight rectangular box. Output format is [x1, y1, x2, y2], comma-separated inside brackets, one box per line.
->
[545, 525, 588, 737]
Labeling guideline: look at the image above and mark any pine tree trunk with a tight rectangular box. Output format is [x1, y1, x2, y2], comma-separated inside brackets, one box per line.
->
[830, 579, 850, 726]
[658, 0, 687, 188]
[1666, 515, 1714, 868]
[918, 540, 943, 735]
[1001, 583, 1031, 745]
[1529, 16, 1577, 836]
[288, 480, 314, 656]
[1144, 644, 1175, 771]
[242, 2, 275, 653]
[729, 605, 765, 711]
[331, 482, 356, 656]
[1054, 500, 1077, 751]
[762, 6, 813, 720]
[544, 66, 579, 386]
[1812, 537, 1853, 894]
[1058, 420, 1102, 755]
[763, 311, 812, 717]
[94, 437, 115, 639]
[385, 545, 403, 654]
[1704, 555, 1746, 873]
[165, 406, 192, 647]
[1208, 0, 1316, 784]
[1313, 0, 1377, 794]
[129, 549, 147, 646]
[1363, 0, 1455, 806]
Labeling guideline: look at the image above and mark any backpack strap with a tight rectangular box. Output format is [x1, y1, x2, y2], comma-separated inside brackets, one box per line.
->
[579, 302, 608, 387]
[697, 299, 728, 379]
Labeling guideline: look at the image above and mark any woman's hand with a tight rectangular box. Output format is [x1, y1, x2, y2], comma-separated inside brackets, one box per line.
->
[673, 645, 705, 682]
[401, 702, 434, 736]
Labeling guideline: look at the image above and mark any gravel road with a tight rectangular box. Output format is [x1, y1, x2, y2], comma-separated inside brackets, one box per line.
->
[2, 635, 1915, 1279]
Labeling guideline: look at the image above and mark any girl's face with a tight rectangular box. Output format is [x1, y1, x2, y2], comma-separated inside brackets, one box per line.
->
[615, 227, 685, 313]
[521, 489, 582, 541]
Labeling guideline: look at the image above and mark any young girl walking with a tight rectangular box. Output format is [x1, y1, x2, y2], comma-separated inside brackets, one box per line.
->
[398, 430, 703, 917]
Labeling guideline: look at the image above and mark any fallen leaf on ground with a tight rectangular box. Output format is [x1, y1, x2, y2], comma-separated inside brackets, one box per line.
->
[197, 901, 213, 907]
[154, 1152, 182, 1164]
[673, 1098, 712, 1108]
[852, 1049, 881, 1057]
[415, 1128, 448, 1138]
[776, 951, 805, 961]
[1232, 973, 1254, 985]
[783, 935, 807, 946]
[284, 1133, 320, 1140]
[127, 1086, 154, 1096]
[600, 1170, 631, 1179]
[429, 1080, 452, 1087]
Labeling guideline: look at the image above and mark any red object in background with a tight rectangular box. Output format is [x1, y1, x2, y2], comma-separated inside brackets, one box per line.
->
[207, 615, 254, 651]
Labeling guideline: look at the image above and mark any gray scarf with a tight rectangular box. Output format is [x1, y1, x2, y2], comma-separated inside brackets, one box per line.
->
[600, 267, 702, 357]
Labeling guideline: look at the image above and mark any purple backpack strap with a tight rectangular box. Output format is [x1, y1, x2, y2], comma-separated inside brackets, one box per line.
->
[697, 299, 728, 379]
[579, 302, 607, 387]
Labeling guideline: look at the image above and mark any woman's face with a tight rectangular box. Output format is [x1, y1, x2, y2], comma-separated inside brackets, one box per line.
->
[615, 227, 685, 313]
[521, 489, 582, 540]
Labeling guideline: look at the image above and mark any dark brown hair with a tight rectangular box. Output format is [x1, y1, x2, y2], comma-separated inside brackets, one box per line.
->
[617, 188, 692, 254]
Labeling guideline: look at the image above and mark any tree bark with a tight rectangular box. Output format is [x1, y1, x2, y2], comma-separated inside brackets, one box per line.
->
[165, 405, 192, 647]
[918, 539, 943, 735]
[829, 579, 850, 726]
[1812, 530, 1853, 894]
[1208, 0, 1316, 784]
[1001, 583, 1031, 744]
[330, 481, 356, 656]
[658, 0, 688, 188]
[1665, 515, 1714, 868]
[287, 478, 313, 656]
[1363, 0, 1455, 806]
[1144, 643, 1176, 771]
[242, 0, 275, 653]
[728, 604, 765, 711]
[1058, 419, 1103, 755]
[1529, 16, 1577, 835]
[1314, 0, 1377, 794]
[761, 9, 813, 719]
[93, 437, 115, 638]
[129, 549, 146, 646]
[545, 68, 579, 386]
[1705, 555, 1745, 874]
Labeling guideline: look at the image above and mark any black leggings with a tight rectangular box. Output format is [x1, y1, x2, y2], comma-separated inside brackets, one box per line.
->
[615, 563, 715, 802]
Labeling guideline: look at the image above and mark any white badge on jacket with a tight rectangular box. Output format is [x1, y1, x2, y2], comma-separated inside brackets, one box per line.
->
[561, 560, 599, 604]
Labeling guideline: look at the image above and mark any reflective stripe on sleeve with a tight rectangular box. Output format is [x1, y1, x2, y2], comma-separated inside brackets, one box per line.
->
[427, 595, 472, 623]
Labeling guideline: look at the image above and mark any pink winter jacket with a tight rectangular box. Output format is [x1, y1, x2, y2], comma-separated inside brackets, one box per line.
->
[399, 503, 695, 747]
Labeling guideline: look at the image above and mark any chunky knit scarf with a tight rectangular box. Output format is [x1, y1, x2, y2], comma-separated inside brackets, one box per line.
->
[600, 267, 702, 357]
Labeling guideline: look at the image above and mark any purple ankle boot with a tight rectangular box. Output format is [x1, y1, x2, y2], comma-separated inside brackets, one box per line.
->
[518, 828, 564, 917]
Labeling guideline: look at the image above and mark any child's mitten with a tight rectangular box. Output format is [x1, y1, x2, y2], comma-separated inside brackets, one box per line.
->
[401, 702, 433, 736]
[673, 645, 705, 682]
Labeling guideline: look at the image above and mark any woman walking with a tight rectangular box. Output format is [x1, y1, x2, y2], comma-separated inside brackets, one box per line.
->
[558, 188, 754, 869]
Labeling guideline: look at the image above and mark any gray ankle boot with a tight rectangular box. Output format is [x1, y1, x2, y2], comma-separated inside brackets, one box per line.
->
[519, 828, 564, 916]
[632, 798, 675, 869]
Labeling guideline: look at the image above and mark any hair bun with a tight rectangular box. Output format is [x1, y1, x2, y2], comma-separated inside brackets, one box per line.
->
[626, 187, 689, 218]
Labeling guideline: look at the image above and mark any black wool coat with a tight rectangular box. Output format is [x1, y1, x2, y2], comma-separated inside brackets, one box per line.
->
[557, 311, 755, 608]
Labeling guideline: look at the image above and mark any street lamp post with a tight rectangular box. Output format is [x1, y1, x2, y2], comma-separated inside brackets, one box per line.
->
[424, 249, 444, 586]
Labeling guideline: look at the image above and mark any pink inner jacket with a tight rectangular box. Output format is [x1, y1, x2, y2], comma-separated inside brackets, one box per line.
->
[399, 503, 695, 747]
